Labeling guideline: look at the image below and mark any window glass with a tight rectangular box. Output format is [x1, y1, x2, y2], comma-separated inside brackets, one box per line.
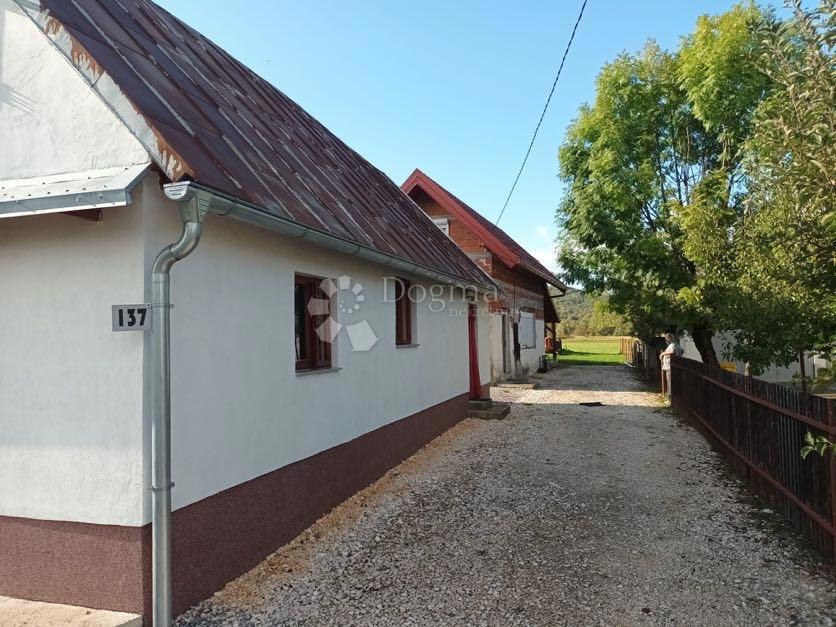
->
[395, 279, 412, 345]
[295, 275, 331, 370]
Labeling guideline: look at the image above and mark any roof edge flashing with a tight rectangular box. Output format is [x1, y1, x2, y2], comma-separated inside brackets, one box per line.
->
[0, 163, 151, 218]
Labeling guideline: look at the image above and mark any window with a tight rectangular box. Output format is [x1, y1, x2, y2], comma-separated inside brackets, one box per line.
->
[432, 217, 450, 237]
[395, 278, 413, 346]
[295, 275, 331, 370]
[518, 309, 535, 349]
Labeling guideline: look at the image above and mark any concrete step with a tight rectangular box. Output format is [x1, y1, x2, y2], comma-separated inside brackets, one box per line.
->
[468, 401, 511, 420]
[467, 398, 493, 410]
[0, 596, 141, 627]
[494, 381, 540, 390]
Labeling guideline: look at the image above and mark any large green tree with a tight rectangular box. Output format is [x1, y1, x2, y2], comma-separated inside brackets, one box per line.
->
[726, 0, 836, 375]
[675, 1, 835, 377]
[557, 3, 770, 365]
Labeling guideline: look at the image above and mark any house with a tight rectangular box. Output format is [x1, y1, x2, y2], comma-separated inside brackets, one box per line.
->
[678, 332, 826, 384]
[0, 0, 497, 621]
[401, 169, 566, 382]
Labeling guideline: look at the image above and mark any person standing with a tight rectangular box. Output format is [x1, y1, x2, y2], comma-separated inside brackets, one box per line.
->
[660, 332, 677, 397]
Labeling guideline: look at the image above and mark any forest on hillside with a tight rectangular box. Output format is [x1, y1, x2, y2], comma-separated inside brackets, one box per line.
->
[555, 288, 632, 338]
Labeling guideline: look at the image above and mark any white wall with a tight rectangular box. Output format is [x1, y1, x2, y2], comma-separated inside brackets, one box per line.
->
[141, 181, 490, 519]
[487, 314, 545, 382]
[0, 6, 493, 526]
[0, 5, 151, 525]
[520, 319, 545, 372]
[0, 201, 146, 525]
[0, 1, 148, 181]
[488, 313, 507, 382]
[680, 331, 819, 383]
[0, 175, 494, 527]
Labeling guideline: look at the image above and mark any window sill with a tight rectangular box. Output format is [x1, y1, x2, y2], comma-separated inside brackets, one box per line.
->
[396, 343, 420, 349]
[295, 366, 342, 377]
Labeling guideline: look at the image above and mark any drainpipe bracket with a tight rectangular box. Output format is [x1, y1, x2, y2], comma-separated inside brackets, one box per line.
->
[150, 482, 175, 492]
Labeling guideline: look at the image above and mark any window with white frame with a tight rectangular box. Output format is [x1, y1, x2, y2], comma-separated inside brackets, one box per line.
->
[518, 309, 535, 349]
[432, 217, 450, 237]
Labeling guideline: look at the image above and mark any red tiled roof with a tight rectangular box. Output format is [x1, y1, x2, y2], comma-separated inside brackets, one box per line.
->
[402, 169, 566, 291]
[19, 0, 494, 289]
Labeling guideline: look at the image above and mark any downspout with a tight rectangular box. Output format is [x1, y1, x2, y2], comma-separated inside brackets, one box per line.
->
[150, 189, 208, 627]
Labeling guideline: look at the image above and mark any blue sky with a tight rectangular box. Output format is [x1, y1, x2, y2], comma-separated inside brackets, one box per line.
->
[158, 0, 780, 273]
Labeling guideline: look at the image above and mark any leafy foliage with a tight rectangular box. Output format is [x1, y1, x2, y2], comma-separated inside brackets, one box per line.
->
[557, 1, 835, 375]
[801, 431, 835, 459]
[557, 6, 771, 363]
[724, 0, 836, 372]
[555, 288, 632, 338]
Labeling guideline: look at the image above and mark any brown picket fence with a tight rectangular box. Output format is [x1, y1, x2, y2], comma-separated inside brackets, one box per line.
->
[670, 355, 836, 561]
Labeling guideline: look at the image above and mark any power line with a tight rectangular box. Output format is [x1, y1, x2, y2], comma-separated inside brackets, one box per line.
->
[495, 0, 588, 225]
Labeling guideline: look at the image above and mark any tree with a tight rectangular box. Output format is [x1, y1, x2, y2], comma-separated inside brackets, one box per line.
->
[557, 5, 771, 365]
[725, 0, 836, 376]
[555, 288, 632, 338]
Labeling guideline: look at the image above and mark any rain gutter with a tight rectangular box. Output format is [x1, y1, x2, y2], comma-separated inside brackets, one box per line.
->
[163, 181, 499, 294]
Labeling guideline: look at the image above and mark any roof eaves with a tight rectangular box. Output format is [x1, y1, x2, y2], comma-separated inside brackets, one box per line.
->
[518, 261, 567, 293]
[172, 181, 501, 294]
[403, 169, 567, 290]
[401, 169, 521, 269]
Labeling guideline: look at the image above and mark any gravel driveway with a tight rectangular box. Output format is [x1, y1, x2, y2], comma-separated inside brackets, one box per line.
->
[177, 365, 835, 626]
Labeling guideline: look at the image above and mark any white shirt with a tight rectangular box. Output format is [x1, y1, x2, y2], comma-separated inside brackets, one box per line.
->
[661, 342, 676, 370]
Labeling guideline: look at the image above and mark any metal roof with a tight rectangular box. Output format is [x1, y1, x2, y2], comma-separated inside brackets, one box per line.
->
[402, 169, 567, 292]
[16, 0, 494, 290]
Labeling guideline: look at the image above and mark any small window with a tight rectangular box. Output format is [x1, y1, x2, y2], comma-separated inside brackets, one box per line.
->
[519, 309, 536, 349]
[395, 278, 412, 346]
[295, 275, 331, 371]
[432, 217, 450, 237]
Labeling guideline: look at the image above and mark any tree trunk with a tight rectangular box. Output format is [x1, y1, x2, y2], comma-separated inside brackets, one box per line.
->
[691, 326, 720, 369]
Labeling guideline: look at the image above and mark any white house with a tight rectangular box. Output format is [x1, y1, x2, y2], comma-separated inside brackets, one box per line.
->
[0, 0, 496, 621]
[679, 331, 825, 384]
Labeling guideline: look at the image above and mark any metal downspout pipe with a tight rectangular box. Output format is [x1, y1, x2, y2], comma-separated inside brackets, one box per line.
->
[150, 191, 207, 627]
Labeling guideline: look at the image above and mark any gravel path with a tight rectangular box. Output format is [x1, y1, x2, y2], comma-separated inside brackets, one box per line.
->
[177, 365, 835, 626]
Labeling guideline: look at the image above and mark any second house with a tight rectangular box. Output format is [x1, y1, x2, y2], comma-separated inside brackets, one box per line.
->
[402, 169, 566, 381]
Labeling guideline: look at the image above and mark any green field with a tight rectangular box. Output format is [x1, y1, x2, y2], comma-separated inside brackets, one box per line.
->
[553, 336, 623, 366]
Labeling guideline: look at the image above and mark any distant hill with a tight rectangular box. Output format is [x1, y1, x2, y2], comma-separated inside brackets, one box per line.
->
[553, 288, 631, 338]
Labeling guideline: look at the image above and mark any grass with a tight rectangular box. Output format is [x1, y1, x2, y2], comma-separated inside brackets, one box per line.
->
[551, 336, 624, 366]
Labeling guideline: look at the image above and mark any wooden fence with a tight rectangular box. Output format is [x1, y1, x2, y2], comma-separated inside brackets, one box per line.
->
[620, 337, 661, 386]
[670, 355, 836, 561]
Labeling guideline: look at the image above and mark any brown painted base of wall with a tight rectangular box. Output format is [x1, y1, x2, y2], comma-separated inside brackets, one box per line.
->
[0, 392, 468, 619]
[0, 516, 148, 614]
